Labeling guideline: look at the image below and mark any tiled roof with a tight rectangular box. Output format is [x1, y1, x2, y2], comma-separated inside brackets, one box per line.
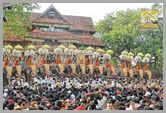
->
[3, 34, 23, 42]
[30, 12, 96, 32]
[30, 12, 40, 21]
[74, 35, 106, 47]
[63, 15, 96, 32]
[3, 38, 23, 42]
[30, 28, 76, 40]
[29, 27, 105, 46]
[33, 17, 70, 25]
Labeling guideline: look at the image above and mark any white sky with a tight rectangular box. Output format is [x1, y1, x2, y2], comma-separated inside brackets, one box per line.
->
[33, 3, 163, 24]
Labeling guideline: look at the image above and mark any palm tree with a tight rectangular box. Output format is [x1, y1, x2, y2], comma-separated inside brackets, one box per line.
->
[151, 3, 163, 16]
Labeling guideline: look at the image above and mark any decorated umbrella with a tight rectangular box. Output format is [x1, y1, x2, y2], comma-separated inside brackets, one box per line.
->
[96, 48, 105, 53]
[4, 44, 13, 50]
[121, 50, 128, 55]
[145, 53, 151, 58]
[58, 44, 65, 49]
[128, 52, 134, 56]
[142, 53, 151, 71]
[15, 44, 23, 50]
[126, 52, 134, 70]
[86, 46, 94, 50]
[27, 44, 36, 50]
[137, 52, 144, 57]
[3, 48, 11, 54]
[42, 44, 50, 49]
[106, 50, 114, 55]
[69, 44, 76, 49]
[79, 45, 86, 50]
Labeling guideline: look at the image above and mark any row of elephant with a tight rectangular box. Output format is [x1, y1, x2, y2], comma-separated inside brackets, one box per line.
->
[3, 63, 152, 79]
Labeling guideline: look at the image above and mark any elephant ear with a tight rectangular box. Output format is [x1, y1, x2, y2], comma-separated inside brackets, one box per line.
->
[59, 48, 63, 55]
[38, 48, 44, 55]
[135, 56, 142, 62]
[69, 49, 74, 54]
[93, 52, 99, 59]
[54, 48, 59, 54]
[12, 49, 17, 56]
[64, 48, 69, 54]
[87, 50, 92, 55]
[103, 54, 111, 60]
[30, 50, 35, 56]
[24, 50, 29, 56]
[17, 50, 22, 57]
[82, 50, 87, 54]
[73, 50, 79, 55]
[142, 57, 150, 63]
[43, 49, 48, 55]
[127, 56, 133, 61]
[119, 54, 125, 60]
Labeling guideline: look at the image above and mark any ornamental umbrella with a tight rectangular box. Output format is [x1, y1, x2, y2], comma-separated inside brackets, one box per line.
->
[86, 46, 94, 50]
[79, 45, 86, 50]
[106, 50, 114, 55]
[137, 52, 144, 57]
[4, 44, 13, 50]
[96, 48, 105, 53]
[15, 44, 23, 50]
[145, 53, 151, 58]
[27, 44, 36, 50]
[42, 44, 50, 49]
[121, 50, 128, 55]
[58, 44, 65, 49]
[128, 52, 134, 56]
[69, 44, 76, 49]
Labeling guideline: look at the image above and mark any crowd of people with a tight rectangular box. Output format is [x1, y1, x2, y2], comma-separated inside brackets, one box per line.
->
[3, 68, 163, 110]
[3, 48, 163, 110]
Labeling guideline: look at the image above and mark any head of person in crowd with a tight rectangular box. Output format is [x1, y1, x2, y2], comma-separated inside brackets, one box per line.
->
[75, 100, 86, 110]
[64, 99, 72, 110]
[104, 101, 114, 110]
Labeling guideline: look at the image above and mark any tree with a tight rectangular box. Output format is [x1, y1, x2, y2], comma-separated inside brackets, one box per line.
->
[137, 3, 163, 70]
[151, 3, 163, 16]
[3, 3, 40, 38]
[94, 9, 140, 57]
[94, 3, 163, 71]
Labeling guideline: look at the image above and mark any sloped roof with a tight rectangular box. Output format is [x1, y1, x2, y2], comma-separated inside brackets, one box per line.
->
[34, 4, 70, 25]
[33, 17, 70, 25]
[30, 28, 105, 46]
[3, 38, 23, 42]
[30, 27, 76, 40]
[30, 12, 96, 32]
[3, 34, 23, 42]
[63, 15, 96, 32]
[74, 35, 105, 47]
[30, 12, 40, 20]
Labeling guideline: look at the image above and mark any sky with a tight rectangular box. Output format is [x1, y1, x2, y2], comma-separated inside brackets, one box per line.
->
[33, 3, 163, 24]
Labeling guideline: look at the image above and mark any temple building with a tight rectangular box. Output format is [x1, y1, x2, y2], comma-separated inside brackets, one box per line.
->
[4, 4, 106, 50]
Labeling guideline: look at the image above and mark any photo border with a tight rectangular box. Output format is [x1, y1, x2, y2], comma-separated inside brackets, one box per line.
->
[1, 0, 165, 113]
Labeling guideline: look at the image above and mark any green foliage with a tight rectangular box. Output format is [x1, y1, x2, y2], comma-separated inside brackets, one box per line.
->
[151, 3, 163, 16]
[95, 9, 140, 57]
[94, 4, 163, 70]
[3, 3, 40, 38]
